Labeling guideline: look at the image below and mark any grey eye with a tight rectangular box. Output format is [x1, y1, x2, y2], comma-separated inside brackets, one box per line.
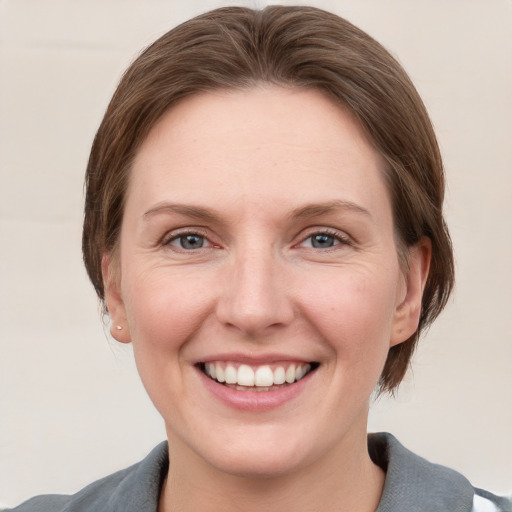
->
[173, 234, 205, 250]
[310, 233, 336, 248]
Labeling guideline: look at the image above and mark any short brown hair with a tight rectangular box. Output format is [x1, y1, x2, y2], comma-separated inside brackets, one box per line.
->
[82, 5, 454, 393]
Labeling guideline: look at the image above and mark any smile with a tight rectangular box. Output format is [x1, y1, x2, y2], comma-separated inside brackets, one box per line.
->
[200, 361, 318, 390]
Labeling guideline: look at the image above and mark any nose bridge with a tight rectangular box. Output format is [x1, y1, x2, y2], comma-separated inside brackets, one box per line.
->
[217, 241, 293, 335]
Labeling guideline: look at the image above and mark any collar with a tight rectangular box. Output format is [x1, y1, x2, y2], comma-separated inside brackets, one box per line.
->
[369, 432, 475, 512]
[100, 441, 168, 512]
[94, 433, 475, 512]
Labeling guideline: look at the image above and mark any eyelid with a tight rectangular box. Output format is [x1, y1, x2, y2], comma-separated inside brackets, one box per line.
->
[161, 227, 217, 249]
[295, 227, 353, 248]
[159, 225, 352, 250]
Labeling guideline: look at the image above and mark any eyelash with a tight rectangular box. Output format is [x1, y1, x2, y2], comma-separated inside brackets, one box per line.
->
[161, 227, 352, 253]
[298, 228, 352, 250]
[161, 229, 213, 251]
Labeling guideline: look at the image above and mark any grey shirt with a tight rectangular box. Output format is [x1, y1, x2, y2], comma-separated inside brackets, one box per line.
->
[8, 433, 511, 512]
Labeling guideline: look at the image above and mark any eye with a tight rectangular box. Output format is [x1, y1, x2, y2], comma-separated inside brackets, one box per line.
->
[299, 230, 350, 250]
[166, 232, 211, 250]
[308, 233, 338, 249]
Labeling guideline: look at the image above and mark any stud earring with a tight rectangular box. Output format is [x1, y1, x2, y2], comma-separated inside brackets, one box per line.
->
[115, 325, 123, 330]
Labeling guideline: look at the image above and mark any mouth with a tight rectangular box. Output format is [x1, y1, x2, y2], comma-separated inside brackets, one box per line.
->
[199, 361, 319, 391]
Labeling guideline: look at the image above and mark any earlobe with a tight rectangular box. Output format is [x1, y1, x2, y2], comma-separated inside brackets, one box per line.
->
[390, 238, 431, 347]
[102, 253, 132, 344]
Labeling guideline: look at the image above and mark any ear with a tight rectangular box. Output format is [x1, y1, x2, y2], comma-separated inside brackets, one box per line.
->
[390, 238, 431, 347]
[102, 253, 131, 344]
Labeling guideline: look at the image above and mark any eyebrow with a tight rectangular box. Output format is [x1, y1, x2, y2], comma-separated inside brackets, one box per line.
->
[143, 202, 221, 223]
[143, 199, 371, 223]
[290, 200, 372, 220]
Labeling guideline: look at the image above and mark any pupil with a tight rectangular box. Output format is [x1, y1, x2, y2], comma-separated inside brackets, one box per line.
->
[312, 234, 334, 248]
[181, 235, 204, 249]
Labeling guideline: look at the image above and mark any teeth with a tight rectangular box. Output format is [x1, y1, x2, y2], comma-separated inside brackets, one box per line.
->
[204, 362, 314, 388]
[296, 363, 311, 381]
[207, 363, 216, 379]
[273, 366, 286, 385]
[216, 365, 225, 383]
[254, 366, 274, 386]
[225, 365, 237, 384]
[237, 365, 255, 386]
[285, 364, 296, 384]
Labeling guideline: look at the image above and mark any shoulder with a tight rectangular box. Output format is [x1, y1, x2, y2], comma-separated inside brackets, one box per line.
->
[472, 490, 512, 512]
[5, 442, 168, 512]
[369, 432, 511, 512]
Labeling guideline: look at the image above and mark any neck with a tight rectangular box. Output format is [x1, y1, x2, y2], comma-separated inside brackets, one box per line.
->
[159, 428, 384, 512]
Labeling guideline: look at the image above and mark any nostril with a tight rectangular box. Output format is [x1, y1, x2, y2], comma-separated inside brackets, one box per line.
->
[215, 268, 295, 335]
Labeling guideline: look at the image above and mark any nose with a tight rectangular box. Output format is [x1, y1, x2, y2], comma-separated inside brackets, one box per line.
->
[215, 247, 295, 337]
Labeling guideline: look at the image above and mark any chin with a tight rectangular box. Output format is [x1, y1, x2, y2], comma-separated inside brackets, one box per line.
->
[210, 446, 306, 480]
[171, 422, 313, 480]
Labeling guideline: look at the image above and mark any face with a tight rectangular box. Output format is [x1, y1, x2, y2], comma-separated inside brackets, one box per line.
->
[104, 87, 428, 479]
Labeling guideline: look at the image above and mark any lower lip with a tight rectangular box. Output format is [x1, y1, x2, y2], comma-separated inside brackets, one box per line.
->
[198, 368, 313, 412]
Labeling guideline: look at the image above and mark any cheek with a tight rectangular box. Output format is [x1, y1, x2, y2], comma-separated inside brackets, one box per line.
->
[120, 267, 216, 413]
[297, 267, 400, 356]
[122, 266, 214, 351]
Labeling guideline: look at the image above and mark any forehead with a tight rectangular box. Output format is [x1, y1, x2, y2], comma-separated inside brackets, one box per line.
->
[128, 86, 389, 215]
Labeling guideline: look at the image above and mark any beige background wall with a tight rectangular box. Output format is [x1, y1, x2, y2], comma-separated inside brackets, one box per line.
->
[1, 0, 511, 507]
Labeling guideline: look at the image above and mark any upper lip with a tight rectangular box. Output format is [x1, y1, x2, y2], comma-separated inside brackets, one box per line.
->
[197, 353, 317, 365]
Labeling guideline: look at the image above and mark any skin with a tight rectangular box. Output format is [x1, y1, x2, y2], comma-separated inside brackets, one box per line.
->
[103, 86, 430, 512]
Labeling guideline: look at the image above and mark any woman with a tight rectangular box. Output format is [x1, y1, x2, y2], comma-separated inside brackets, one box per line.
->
[8, 5, 511, 512]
